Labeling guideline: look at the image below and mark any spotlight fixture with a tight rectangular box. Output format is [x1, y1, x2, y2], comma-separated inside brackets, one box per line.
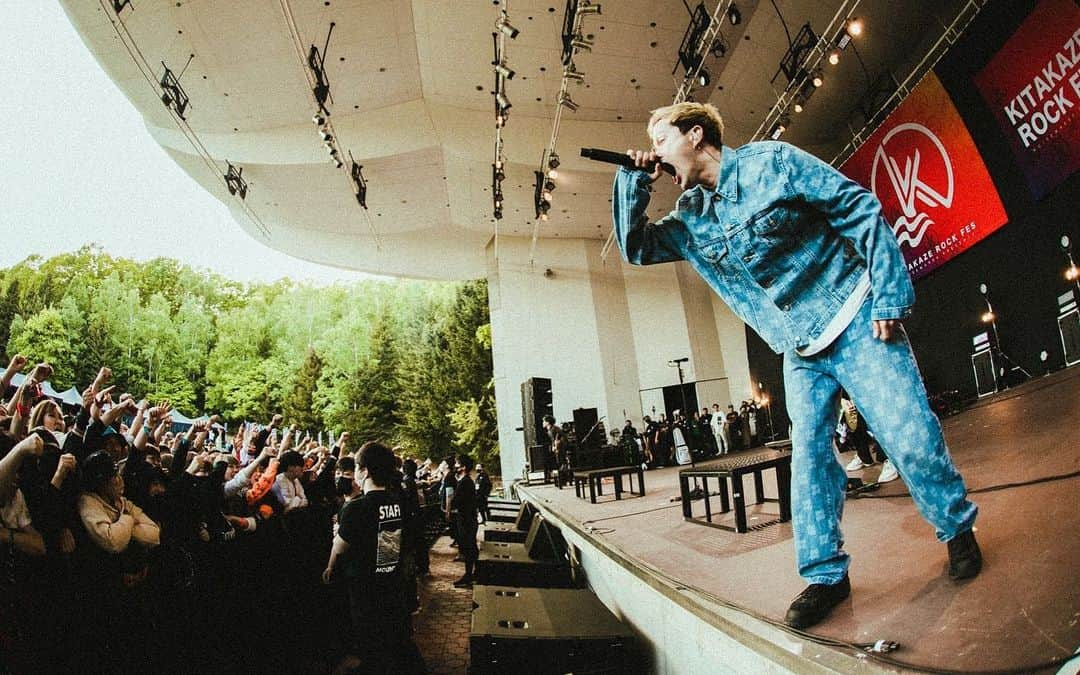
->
[727, 3, 741, 25]
[576, 1, 601, 17]
[313, 113, 326, 125]
[542, 189, 553, 201]
[710, 35, 729, 58]
[496, 91, 511, 110]
[828, 50, 840, 65]
[493, 163, 506, 182]
[351, 161, 368, 209]
[812, 71, 824, 87]
[319, 130, 333, 142]
[494, 62, 516, 80]
[571, 36, 594, 53]
[334, 159, 344, 169]
[159, 61, 192, 120]
[846, 17, 864, 37]
[769, 118, 788, 140]
[559, 93, 579, 112]
[547, 168, 559, 179]
[563, 66, 585, 82]
[496, 18, 520, 39]
[548, 153, 560, 170]
[224, 162, 248, 200]
[544, 179, 556, 192]
[697, 69, 711, 87]
[793, 102, 804, 113]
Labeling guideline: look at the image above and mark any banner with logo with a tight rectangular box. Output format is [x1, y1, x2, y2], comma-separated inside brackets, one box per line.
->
[840, 72, 1008, 280]
[973, 0, 1080, 200]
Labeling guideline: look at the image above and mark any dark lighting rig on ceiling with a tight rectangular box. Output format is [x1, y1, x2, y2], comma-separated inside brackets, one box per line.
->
[159, 54, 194, 120]
[100, 0, 270, 237]
[277, 0, 381, 245]
[492, 0, 518, 234]
[528, 0, 601, 263]
[754, 1, 867, 142]
[224, 162, 248, 200]
[672, 0, 736, 103]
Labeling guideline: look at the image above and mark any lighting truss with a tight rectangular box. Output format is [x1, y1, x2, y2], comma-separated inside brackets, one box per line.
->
[672, 0, 737, 103]
[350, 159, 367, 209]
[307, 22, 336, 115]
[774, 23, 818, 85]
[528, 0, 602, 263]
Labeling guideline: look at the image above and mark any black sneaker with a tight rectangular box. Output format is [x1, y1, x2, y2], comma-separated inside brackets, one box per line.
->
[453, 576, 473, 588]
[783, 575, 851, 629]
[947, 529, 982, 580]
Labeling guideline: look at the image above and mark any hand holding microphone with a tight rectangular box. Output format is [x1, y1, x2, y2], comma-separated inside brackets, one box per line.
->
[580, 147, 674, 183]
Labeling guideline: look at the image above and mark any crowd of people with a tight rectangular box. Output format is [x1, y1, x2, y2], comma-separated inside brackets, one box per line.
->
[0, 355, 482, 674]
[616, 401, 763, 468]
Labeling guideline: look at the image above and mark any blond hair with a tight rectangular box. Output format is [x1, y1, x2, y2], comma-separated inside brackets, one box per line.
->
[648, 102, 725, 148]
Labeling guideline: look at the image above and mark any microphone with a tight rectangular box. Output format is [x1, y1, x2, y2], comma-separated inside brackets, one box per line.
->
[580, 147, 675, 175]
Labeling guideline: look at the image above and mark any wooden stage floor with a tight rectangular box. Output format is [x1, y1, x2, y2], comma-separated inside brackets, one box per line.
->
[518, 366, 1080, 673]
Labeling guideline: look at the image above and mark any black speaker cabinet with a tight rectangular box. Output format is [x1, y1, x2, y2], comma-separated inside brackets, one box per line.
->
[483, 502, 535, 543]
[972, 349, 997, 397]
[476, 515, 572, 588]
[573, 407, 601, 449]
[1060, 309, 1080, 366]
[521, 378, 553, 451]
[469, 586, 637, 675]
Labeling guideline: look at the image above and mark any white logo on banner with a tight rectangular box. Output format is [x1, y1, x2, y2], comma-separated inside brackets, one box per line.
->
[870, 123, 954, 249]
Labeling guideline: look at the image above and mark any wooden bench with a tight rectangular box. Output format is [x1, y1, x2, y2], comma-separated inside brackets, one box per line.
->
[572, 465, 645, 504]
[679, 449, 792, 533]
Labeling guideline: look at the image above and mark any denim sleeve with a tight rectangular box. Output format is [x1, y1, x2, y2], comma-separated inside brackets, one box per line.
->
[612, 167, 686, 265]
[777, 143, 915, 321]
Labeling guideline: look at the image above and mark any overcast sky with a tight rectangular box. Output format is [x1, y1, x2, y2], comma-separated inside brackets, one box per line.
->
[0, 3, 374, 286]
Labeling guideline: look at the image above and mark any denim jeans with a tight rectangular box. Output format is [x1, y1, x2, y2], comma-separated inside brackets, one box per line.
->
[784, 297, 978, 585]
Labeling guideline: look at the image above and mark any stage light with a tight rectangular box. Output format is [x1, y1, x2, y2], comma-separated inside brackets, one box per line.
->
[697, 69, 711, 87]
[493, 163, 506, 182]
[981, 311, 995, 323]
[313, 113, 326, 125]
[540, 212, 550, 221]
[979, 283, 988, 295]
[544, 179, 556, 192]
[559, 93, 579, 112]
[793, 102, 804, 113]
[1068, 265, 1080, 281]
[496, 91, 511, 110]
[319, 130, 333, 142]
[563, 67, 585, 82]
[828, 50, 840, 65]
[1062, 234, 1072, 250]
[548, 153, 560, 170]
[495, 63, 515, 80]
[846, 18, 864, 37]
[727, 4, 741, 25]
[542, 189, 553, 201]
[334, 159, 344, 169]
[812, 71, 824, 87]
[547, 168, 559, 179]
[770, 120, 787, 140]
[571, 36, 594, 53]
[161, 92, 173, 106]
[576, 2, 601, 17]
[497, 18, 520, 39]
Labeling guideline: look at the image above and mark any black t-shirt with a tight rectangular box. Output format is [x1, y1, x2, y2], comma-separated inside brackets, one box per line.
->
[337, 489, 404, 584]
[452, 474, 478, 523]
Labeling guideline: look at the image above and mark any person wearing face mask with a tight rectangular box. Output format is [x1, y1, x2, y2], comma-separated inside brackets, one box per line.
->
[614, 101, 980, 630]
[323, 442, 424, 675]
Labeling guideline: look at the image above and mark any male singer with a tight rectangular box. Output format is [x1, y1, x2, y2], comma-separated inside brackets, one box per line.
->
[612, 101, 980, 629]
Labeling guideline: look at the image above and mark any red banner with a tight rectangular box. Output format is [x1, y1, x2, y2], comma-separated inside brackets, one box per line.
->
[973, 0, 1080, 200]
[840, 73, 1008, 280]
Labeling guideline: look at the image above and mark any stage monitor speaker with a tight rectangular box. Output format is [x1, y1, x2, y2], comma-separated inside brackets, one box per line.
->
[521, 378, 553, 450]
[470, 585, 638, 675]
[573, 407, 600, 449]
[514, 501, 537, 531]
[524, 513, 567, 562]
[1059, 309, 1080, 366]
[972, 349, 997, 397]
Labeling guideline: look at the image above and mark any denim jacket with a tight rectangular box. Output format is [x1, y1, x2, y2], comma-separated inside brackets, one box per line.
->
[613, 141, 914, 354]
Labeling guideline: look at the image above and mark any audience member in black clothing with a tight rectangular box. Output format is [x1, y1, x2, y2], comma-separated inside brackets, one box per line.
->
[401, 457, 424, 611]
[451, 454, 479, 588]
[475, 464, 492, 524]
[440, 456, 458, 546]
[323, 441, 425, 674]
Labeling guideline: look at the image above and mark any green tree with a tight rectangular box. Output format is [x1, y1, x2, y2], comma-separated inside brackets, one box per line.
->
[5, 307, 79, 388]
[284, 347, 324, 431]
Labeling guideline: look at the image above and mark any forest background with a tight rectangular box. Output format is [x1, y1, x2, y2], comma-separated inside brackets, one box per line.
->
[0, 246, 499, 469]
